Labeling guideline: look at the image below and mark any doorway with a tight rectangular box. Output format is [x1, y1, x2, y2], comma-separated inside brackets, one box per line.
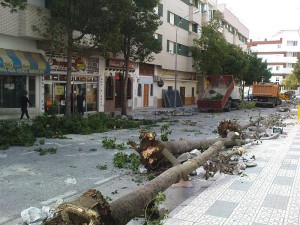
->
[143, 84, 149, 107]
[115, 78, 122, 108]
[180, 86, 185, 105]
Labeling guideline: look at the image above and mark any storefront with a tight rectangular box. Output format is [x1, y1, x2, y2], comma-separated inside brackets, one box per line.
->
[44, 52, 99, 114]
[0, 48, 50, 116]
[103, 59, 136, 112]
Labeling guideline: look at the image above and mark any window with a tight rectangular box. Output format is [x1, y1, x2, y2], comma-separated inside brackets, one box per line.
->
[154, 4, 163, 16]
[276, 77, 280, 82]
[286, 63, 293, 68]
[167, 86, 173, 91]
[105, 76, 114, 100]
[168, 12, 175, 25]
[154, 33, 163, 46]
[167, 40, 175, 54]
[276, 66, 280, 71]
[158, 4, 163, 16]
[287, 52, 297, 57]
[138, 84, 142, 96]
[194, 0, 200, 9]
[192, 87, 195, 97]
[0, 75, 31, 108]
[150, 84, 153, 96]
[287, 41, 298, 46]
[192, 23, 198, 33]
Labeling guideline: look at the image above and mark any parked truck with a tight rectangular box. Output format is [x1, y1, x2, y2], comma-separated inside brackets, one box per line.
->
[252, 83, 281, 107]
[197, 75, 241, 111]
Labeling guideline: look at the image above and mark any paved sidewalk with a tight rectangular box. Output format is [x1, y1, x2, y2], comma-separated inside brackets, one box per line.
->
[165, 123, 300, 225]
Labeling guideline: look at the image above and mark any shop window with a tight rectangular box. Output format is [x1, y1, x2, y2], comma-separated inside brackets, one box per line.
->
[127, 78, 132, 99]
[150, 84, 153, 96]
[106, 76, 114, 100]
[138, 84, 142, 96]
[0, 76, 27, 108]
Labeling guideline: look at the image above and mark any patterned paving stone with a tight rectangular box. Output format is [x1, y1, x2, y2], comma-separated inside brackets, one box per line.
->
[262, 194, 290, 210]
[272, 176, 294, 186]
[280, 163, 298, 170]
[246, 166, 264, 174]
[205, 200, 238, 218]
[228, 180, 253, 191]
[165, 124, 299, 225]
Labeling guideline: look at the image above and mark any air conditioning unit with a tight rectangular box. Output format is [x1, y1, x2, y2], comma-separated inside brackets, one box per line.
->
[154, 75, 160, 82]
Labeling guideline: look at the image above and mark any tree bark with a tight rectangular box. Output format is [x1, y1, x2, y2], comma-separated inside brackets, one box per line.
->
[135, 117, 262, 168]
[108, 140, 224, 225]
[64, 0, 75, 117]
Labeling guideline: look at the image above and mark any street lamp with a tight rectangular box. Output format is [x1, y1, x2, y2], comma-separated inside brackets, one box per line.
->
[174, 10, 200, 109]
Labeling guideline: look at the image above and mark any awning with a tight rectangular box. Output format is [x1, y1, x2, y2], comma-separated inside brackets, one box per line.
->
[0, 48, 50, 75]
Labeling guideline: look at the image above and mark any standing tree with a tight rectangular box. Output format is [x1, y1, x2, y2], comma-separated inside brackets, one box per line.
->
[34, 0, 118, 116]
[191, 19, 229, 76]
[191, 16, 272, 93]
[282, 73, 298, 89]
[107, 0, 162, 115]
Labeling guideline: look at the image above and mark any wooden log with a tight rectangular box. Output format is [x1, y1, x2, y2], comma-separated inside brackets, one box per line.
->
[43, 141, 225, 225]
[108, 140, 225, 225]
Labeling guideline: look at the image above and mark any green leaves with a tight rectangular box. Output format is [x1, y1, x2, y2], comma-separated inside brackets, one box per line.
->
[192, 20, 272, 84]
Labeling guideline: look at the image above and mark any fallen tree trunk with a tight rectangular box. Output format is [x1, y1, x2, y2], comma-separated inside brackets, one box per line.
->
[135, 117, 262, 168]
[136, 132, 245, 169]
[43, 139, 227, 225]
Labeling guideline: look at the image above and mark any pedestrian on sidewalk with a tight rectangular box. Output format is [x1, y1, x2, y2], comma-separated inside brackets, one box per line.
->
[20, 90, 33, 120]
[77, 91, 85, 116]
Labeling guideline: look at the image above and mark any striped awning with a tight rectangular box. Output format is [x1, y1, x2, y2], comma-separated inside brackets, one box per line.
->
[0, 48, 50, 75]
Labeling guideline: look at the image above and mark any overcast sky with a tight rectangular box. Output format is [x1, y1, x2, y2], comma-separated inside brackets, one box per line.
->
[217, 0, 300, 40]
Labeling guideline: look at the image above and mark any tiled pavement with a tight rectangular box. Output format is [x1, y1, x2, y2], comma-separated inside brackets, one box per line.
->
[165, 124, 300, 225]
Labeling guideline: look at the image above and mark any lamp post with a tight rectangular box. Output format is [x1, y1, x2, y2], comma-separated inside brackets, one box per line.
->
[174, 10, 200, 109]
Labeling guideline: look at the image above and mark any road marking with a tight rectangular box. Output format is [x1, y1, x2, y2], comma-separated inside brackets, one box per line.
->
[40, 190, 77, 206]
[94, 174, 121, 185]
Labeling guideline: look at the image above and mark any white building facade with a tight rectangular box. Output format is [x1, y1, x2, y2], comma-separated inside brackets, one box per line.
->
[0, 0, 250, 117]
[248, 30, 300, 84]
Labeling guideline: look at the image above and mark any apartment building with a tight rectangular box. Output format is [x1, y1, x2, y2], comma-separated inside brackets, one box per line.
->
[217, 4, 248, 49]
[248, 30, 300, 84]
[141, 0, 216, 108]
[0, 0, 249, 117]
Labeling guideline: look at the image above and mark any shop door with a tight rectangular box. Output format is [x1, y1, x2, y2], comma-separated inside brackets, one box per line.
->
[115, 79, 122, 108]
[72, 84, 86, 114]
[54, 83, 66, 114]
[180, 86, 185, 105]
[143, 84, 149, 107]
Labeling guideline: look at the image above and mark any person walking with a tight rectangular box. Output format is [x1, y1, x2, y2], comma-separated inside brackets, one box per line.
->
[77, 91, 84, 116]
[20, 90, 33, 120]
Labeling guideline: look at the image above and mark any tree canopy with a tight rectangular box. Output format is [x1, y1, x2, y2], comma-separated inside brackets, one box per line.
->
[191, 19, 271, 85]
[282, 73, 298, 89]
[0, 0, 26, 12]
[99, 0, 162, 115]
[35, 0, 119, 116]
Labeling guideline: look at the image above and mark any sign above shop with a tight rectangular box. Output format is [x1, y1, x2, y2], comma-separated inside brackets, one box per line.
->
[107, 59, 136, 70]
[46, 52, 99, 74]
[0, 48, 50, 75]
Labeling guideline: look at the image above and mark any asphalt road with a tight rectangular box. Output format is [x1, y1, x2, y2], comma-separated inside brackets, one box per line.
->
[0, 105, 294, 225]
